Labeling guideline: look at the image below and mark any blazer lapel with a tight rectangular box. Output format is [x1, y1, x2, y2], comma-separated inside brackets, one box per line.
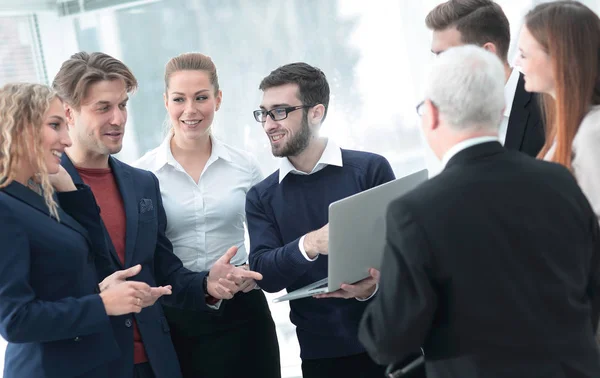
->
[61, 154, 84, 185]
[2, 181, 91, 245]
[109, 157, 138, 268]
[504, 74, 532, 150]
[61, 154, 124, 268]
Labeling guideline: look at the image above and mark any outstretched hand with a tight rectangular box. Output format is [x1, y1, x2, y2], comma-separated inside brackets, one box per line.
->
[99, 264, 172, 307]
[207, 246, 263, 299]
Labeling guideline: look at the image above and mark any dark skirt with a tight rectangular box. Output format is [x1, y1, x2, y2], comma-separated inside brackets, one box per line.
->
[163, 289, 281, 378]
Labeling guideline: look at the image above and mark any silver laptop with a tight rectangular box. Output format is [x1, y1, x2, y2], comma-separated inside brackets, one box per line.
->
[273, 169, 428, 302]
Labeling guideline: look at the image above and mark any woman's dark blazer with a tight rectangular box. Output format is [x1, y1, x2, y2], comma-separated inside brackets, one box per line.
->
[0, 182, 119, 378]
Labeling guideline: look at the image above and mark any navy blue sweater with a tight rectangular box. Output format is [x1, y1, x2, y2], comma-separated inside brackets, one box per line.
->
[246, 149, 395, 359]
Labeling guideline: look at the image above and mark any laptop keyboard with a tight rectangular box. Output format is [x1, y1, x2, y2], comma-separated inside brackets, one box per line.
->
[308, 282, 329, 291]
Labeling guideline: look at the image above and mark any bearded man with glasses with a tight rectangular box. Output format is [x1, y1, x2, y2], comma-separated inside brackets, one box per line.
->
[246, 62, 395, 378]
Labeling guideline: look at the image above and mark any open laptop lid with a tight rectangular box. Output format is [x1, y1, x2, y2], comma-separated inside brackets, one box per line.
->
[326, 169, 428, 291]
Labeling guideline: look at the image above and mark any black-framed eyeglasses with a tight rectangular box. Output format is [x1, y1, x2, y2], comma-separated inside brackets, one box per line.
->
[416, 99, 436, 116]
[253, 104, 315, 123]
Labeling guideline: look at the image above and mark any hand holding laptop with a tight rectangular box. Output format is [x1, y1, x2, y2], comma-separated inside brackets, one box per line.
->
[314, 267, 380, 300]
[272, 170, 428, 303]
[303, 223, 329, 259]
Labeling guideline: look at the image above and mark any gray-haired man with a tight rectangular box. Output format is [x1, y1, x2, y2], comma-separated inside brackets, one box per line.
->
[359, 45, 600, 378]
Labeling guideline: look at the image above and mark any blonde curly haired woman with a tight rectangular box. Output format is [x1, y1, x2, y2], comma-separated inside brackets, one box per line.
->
[0, 83, 153, 378]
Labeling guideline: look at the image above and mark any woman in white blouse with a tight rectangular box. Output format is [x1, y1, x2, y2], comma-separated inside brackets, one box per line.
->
[135, 53, 280, 378]
[516, 1, 600, 342]
[516, 1, 600, 223]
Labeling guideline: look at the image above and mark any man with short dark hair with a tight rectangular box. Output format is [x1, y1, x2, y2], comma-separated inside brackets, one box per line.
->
[246, 62, 394, 378]
[426, 0, 544, 157]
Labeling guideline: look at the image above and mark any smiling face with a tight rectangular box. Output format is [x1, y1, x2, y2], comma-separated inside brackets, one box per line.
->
[259, 83, 312, 157]
[165, 70, 222, 140]
[40, 97, 72, 174]
[65, 79, 129, 159]
[516, 26, 555, 96]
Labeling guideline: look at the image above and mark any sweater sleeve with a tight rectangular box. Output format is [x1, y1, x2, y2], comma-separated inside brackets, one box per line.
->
[246, 186, 316, 293]
[368, 155, 396, 188]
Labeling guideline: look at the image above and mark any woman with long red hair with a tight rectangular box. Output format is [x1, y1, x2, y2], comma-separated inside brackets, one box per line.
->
[517, 1, 600, 220]
[517, 0, 600, 342]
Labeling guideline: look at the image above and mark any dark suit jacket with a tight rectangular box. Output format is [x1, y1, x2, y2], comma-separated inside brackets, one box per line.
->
[504, 73, 545, 157]
[61, 155, 215, 378]
[359, 142, 600, 378]
[0, 182, 119, 378]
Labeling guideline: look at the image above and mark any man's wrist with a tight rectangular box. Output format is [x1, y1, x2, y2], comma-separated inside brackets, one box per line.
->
[302, 233, 319, 259]
[203, 274, 221, 304]
[356, 284, 379, 302]
[202, 274, 209, 295]
[299, 235, 319, 261]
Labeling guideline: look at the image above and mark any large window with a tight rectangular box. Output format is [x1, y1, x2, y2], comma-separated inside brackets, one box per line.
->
[0, 14, 46, 86]
[2, 0, 599, 376]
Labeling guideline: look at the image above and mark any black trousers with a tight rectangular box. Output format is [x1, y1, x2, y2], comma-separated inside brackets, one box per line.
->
[301, 352, 385, 378]
[133, 363, 155, 378]
[164, 289, 281, 378]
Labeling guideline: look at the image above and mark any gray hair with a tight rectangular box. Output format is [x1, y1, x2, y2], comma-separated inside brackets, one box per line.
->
[424, 45, 505, 132]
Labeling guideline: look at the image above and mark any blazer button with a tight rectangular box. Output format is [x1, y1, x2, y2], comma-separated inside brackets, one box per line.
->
[125, 319, 132, 328]
[88, 253, 94, 262]
[74, 337, 81, 342]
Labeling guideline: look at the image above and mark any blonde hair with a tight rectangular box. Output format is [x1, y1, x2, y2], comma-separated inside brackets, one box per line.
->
[164, 52, 219, 95]
[0, 83, 61, 219]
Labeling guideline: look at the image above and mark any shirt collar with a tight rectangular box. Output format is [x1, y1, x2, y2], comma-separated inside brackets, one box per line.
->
[155, 132, 233, 171]
[441, 136, 500, 169]
[504, 68, 520, 117]
[278, 138, 343, 183]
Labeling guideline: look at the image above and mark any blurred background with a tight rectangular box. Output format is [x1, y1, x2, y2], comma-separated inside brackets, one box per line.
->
[1, 0, 598, 376]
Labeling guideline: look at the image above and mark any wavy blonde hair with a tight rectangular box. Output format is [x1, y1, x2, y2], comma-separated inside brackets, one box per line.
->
[0, 83, 61, 219]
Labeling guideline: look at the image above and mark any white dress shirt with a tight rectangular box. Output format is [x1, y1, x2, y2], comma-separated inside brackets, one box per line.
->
[498, 68, 520, 145]
[134, 134, 263, 272]
[278, 138, 343, 183]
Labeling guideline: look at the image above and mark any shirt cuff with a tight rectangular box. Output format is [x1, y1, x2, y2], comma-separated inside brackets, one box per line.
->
[356, 283, 378, 302]
[299, 235, 319, 262]
[206, 296, 222, 310]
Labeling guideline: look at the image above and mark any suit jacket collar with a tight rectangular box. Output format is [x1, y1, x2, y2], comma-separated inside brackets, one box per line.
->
[109, 157, 139, 268]
[444, 141, 505, 170]
[61, 154, 139, 268]
[505, 73, 533, 149]
[1, 181, 91, 244]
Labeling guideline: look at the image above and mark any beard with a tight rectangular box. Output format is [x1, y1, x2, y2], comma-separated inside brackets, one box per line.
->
[271, 114, 311, 157]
